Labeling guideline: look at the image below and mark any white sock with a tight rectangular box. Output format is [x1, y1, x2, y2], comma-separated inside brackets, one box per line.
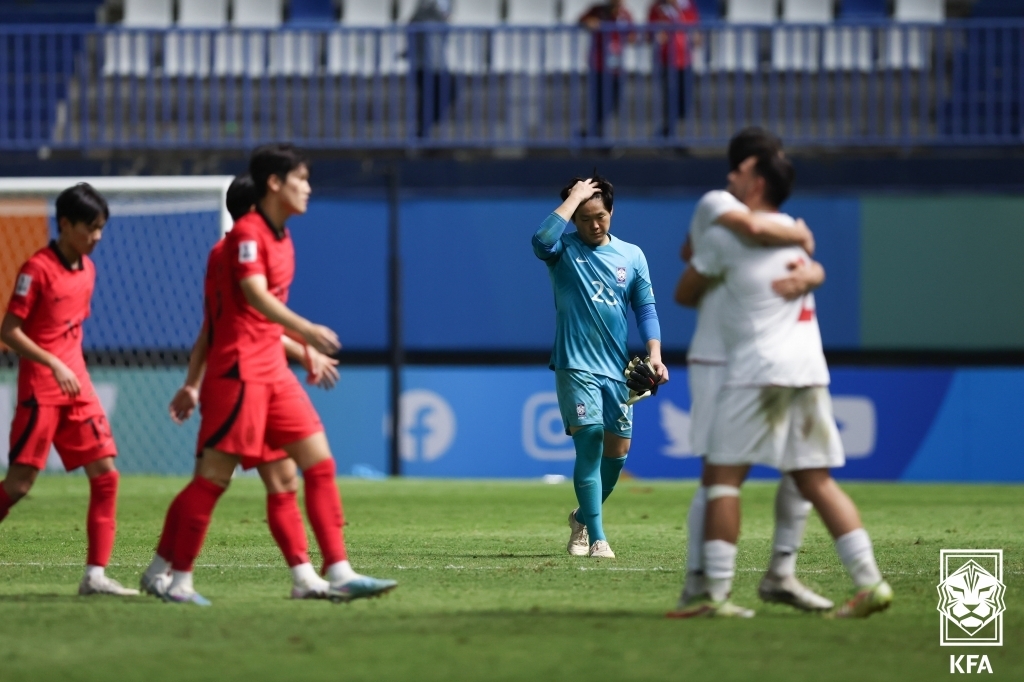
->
[703, 540, 737, 602]
[84, 565, 105, 581]
[768, 475, 811, 578]
[685, 486, 707, 575]
[144, 555, 171, 579]
[325, 560, 360, 585]
[682, 486, 708, 598]
[169, 570, 194, 594]
[291, 562, 328, 588]
[835, 528, 883, 588]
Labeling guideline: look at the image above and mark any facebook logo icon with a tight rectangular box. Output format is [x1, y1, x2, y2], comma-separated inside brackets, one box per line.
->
[398, 389, 456, 463]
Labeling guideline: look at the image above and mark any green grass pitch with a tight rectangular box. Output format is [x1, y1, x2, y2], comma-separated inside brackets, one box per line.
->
[0, 476, 1020, 681]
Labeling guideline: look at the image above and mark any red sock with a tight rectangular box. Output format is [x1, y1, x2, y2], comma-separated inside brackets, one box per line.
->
[155, 491, 184, 562]
[0, 483, 16, 523]
[170, 477, 225, 572]
[86, 471, 119, 567]
[303, 459, 347, 573]
[266, 491, 310, 568]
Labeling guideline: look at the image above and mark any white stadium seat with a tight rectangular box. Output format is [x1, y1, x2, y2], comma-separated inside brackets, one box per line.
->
[447, 0, 501, 73]
[712, 0, 775, 72]
[104, 0, 172, 77]
[885, 0, 944, 69]
[330, 0, 407, 76]
[164, 0, 228, 77]
[773, 0, 832, 72]
[494, 0, 559, 74]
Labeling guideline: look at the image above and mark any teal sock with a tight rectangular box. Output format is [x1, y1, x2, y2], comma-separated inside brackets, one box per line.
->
[572, 425, 605, 543]
[601, 455, 627, 503]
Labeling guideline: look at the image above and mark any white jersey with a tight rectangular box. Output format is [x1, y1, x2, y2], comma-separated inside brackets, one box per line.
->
[687, 190, 746, 365]
[690, 215, 830, 388]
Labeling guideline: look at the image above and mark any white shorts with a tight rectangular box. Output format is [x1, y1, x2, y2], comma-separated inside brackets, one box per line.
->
[707, 386, 845, 472]
[688, 363, 726, 457]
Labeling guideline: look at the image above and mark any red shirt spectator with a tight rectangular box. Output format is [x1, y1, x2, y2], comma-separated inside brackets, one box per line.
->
[579, 1, 634, 72]
[649, 0, 701, 70]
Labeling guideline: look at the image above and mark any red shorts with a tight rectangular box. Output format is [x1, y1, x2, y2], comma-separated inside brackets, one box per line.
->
[197, 373, 323, 461]
[8, 397, 117, 471]
[240, 447, 289, 472]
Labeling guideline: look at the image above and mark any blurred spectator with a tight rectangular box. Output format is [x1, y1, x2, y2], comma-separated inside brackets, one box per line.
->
[409, 0, 454, 138]
[579, 0, 634, 138]
[649, 0, 701, 137]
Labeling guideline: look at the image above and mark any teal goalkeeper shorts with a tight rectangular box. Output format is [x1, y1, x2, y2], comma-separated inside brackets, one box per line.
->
[554, 369, 633, 438]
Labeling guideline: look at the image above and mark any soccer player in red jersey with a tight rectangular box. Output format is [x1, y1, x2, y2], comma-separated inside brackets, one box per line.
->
[140, 175, 345, 600]
[147, 146, 396, 605]
[0, 183, 138, 596]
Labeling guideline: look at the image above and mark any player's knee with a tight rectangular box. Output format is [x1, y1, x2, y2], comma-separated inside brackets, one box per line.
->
[790, 468, 833, 501]
[706, 485, 740, 501]
[4, 478, 33, 500]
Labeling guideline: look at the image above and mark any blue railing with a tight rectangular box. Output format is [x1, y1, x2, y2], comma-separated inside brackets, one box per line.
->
[0, 20, 1021, 150]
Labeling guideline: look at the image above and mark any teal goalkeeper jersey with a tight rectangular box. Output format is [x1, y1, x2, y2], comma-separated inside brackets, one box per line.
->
[533, 213, 656, 382]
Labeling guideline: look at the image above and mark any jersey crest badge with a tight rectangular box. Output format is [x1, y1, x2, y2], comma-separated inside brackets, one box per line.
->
[576, 403, 586, 418]
[615, 267, 627, 283]
[14, 273, 32, 297]
[239, 240, 258, 264]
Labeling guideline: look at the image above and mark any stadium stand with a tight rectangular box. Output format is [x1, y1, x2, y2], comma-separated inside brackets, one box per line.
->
[1, 0, 1022, 150]
[0, 0, 101, 24]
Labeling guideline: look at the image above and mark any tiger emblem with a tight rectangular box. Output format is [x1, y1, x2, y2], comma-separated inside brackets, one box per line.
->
[937, 560, 1006, 636]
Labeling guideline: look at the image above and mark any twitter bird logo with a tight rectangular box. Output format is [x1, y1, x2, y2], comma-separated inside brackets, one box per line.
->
[659, 400, 697, 458]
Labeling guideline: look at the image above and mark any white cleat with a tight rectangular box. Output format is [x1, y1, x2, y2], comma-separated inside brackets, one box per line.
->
[589, 540, 615, 558]
[567, 508, 590, 556]
[79, 574, 140, 597]
[139, 570, 172, 598]
[291, 577, 332, 600]
[758, 573, 834, 612]
[666, 595, 755, 619]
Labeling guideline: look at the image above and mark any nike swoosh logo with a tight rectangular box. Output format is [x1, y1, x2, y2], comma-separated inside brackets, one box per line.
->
[576, 257, 588, 263]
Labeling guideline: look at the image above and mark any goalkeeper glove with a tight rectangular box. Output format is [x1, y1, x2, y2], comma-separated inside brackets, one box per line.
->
[624, 355, 659, 406]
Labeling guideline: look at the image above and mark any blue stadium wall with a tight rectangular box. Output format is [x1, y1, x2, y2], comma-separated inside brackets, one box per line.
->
[4, 191, 1023, 481]
[2, 366, 1021, 482]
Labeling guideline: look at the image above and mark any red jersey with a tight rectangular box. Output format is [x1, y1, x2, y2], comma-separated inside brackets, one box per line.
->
[649, 0, 700, 69]
[205, 210, 293, 383]
[5, 242, 97, 406]
[580, 3, 633, 72]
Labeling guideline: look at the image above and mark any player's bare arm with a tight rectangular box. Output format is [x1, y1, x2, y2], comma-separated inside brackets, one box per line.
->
[282, 335, 339, 389]
[238, 274, 341, 356]
[553, 178, 600, 222]
[674, 267, 712, 308]
[717, 212, 815, 256]
[169, 322, 209, 423]
[772, 259, 826, 301]
[646, 339, 669, 384]
[0, 311, 81, 397]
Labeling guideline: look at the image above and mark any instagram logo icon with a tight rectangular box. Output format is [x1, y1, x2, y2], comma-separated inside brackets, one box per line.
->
[522, 392, 575, 461]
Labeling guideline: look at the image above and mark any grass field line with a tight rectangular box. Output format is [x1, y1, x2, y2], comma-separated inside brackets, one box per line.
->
[4, 561, 1009, 577]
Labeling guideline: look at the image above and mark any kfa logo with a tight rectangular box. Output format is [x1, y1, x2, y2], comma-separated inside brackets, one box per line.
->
[395, 389, 456, 463]
[949, 655, 993, 674]
[615, 267, 626, 284]
[937, 550, 1005, 647]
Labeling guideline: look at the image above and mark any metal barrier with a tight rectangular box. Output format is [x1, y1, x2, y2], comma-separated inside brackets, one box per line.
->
[0, 20, 1021, 150]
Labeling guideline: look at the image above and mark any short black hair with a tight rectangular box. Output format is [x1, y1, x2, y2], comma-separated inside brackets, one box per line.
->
[249, 143, 309, 198]
[754, 153, 795, 207]
[728, 127, 782, 170]
[559, 174, 614, 215]
[226, 174, 257, 221]
[55, 183, 109, 229]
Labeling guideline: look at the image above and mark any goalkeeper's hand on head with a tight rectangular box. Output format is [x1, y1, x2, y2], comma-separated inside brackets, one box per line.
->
[624, 356, 659, 406]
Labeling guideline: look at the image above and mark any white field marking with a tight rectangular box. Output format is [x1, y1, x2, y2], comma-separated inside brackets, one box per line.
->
[4, 561, 1019, 573]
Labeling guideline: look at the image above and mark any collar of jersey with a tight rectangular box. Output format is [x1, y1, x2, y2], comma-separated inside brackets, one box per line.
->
[48, 240, 82, 271]
[255, 206, 287, 241]
[574, 232, 617, 252]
